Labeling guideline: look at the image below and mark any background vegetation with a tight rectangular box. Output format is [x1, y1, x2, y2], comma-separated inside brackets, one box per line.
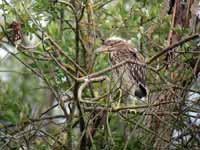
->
[0, 0, 199, 149]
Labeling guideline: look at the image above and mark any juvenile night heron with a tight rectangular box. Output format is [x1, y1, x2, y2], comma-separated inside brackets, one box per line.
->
[96, 37, 147, 108]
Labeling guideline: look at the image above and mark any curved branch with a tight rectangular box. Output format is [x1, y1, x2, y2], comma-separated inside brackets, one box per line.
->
[78, 76, 109, 102]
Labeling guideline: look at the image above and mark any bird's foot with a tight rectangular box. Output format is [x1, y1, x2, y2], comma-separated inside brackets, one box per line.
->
[127, 101, 137, 114]
[129, 108, 137, 114]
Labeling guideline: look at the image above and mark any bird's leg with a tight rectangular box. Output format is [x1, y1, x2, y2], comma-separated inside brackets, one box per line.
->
[126, 94, 137, 114]
[111, 89, 122, 108]
[116, 89, 122, 108]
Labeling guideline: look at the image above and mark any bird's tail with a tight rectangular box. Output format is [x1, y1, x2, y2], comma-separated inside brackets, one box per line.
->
[134, 84, 147, 99]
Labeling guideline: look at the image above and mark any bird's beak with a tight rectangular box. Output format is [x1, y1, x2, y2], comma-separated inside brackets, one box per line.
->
[95, 46, 111, 53]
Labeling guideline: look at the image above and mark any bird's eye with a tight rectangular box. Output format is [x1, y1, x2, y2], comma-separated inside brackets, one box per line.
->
[131, 52, 137, 57]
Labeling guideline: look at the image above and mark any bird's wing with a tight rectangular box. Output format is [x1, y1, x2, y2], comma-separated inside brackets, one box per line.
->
[127, 47, 146, 86]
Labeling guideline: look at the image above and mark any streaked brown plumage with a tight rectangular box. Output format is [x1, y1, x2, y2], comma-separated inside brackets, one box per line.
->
[96, 37, 147, 101]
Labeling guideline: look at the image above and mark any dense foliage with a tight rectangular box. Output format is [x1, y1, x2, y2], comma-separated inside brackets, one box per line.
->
[0, 0, 199, 149]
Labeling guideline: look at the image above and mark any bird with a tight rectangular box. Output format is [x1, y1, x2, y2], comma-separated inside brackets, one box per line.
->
[96, 37, 147, 108]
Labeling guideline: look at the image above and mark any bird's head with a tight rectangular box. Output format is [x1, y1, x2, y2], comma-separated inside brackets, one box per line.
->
[95, 37, 132, 53]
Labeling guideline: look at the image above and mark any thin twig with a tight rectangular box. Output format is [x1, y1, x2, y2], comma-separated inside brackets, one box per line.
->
[146, 34, 200, 64]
